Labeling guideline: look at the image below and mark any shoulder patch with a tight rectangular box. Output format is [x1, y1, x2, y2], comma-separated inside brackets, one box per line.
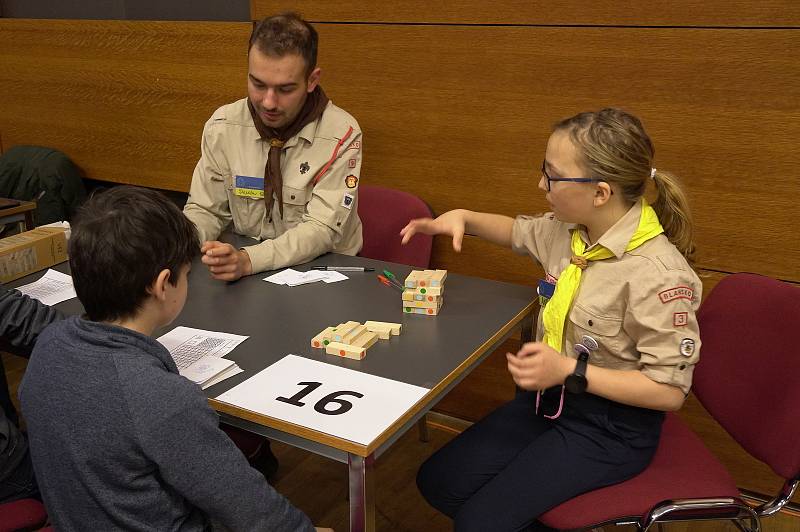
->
[345, 175, 359, 188]
[673, 312, 688, 326]
[658, 286, 694, 304]
[348, 140, 361, 150]
[679, 338, 696, 357]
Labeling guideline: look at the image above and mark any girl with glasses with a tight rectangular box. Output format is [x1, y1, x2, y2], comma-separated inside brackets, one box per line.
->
[401, 108, 700, 531]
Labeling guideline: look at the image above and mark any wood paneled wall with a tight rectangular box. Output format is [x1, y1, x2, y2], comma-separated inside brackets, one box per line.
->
[1, 3, 798, 503]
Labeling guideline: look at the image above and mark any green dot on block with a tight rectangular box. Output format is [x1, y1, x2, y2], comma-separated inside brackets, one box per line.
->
[420, 288, 426, 294]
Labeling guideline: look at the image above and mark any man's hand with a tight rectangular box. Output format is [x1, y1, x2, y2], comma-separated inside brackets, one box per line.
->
[506, 342, 573, 391]
[200, 241, 253, 282]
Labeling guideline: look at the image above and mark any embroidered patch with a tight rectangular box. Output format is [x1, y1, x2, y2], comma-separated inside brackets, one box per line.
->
[345, 174, 359, 188]
[673, 312, 688, 327]
[348, 140, 361, 150]
[348, 158, 357, 168]
[679, 338, 695, 357]
[300, 161, 310, 174]
[341, 192, 354, 209]
[658, 286, 694, 304]
[233, 175, 264, 198]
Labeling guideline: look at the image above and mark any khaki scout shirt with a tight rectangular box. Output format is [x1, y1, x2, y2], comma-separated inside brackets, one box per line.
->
[183, 98, 363, 273]
[511, 200, 701, 394]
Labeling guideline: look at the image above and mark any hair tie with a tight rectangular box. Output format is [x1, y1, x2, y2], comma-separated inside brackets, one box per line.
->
[650, 168, 657, 180]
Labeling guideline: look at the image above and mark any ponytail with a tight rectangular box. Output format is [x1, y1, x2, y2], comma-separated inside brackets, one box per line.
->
[651, 170, 695, 259]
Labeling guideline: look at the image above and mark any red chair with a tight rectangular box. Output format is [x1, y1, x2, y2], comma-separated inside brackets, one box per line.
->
[357, 185, 434, 268]
[537, 273, 800, 531]
[0, 498, 48, 532]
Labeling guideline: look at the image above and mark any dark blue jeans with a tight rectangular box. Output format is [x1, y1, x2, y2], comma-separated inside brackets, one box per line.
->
[417, 389, 663, 532]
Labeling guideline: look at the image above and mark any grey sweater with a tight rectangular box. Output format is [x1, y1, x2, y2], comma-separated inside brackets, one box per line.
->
[20, 316, 314, 532]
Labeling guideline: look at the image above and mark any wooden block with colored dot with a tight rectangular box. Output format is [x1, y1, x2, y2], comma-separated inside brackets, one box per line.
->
[404, 270, 428, 289]
[310, 327, 335, 348]
[332, 321, 360, 342]
[403, 301, 443, 315]
[402, 296, 442, 309]
[402, 291, 442, 303]
[325, 342, 366, 360]
[342, 324, 370, 344]
[415, 285, 444, 297]
[364, 320, 402, 336]
[429, 269, 447, 287]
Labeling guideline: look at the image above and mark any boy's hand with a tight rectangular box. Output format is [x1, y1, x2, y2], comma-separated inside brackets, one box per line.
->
[200, 241, 252, 281]
[506, 342, 573, 391]
[400, 209, 467, 252]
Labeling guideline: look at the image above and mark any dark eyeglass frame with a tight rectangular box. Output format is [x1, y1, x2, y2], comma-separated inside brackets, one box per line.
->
[541, 161, 604, 192]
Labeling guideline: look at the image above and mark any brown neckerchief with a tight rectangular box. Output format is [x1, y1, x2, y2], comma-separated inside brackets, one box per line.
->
[247, 86, 329, 220]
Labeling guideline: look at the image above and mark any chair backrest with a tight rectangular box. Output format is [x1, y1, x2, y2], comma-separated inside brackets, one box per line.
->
[357, 185, 434, 268]
[694, 273, 800, 481]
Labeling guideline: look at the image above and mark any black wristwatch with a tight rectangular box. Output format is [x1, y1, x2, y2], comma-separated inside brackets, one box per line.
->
[565, 351, 589, 394]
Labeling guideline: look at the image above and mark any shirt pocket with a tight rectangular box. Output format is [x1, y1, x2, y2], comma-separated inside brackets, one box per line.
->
[281, 184, 311, 226]
[567, 304, 626, 365]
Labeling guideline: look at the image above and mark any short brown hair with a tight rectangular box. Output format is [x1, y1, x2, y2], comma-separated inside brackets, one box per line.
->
[249, 12, 318, 76]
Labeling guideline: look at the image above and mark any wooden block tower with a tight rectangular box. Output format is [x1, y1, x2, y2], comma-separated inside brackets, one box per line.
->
[403, 269, 447, 316]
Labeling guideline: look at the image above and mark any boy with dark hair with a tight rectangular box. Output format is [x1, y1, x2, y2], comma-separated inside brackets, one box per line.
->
[20, 186, 319, 531]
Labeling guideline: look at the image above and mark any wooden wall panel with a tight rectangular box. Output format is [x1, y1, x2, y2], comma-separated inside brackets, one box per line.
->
[0, 19, 250, 192]
[253, 1, 800, 27]
[307, 24, 800, 282]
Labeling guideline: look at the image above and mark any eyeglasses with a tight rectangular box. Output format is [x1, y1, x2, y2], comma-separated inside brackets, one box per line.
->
[541, 161, 603, 192]
[535, 336, 599, 419]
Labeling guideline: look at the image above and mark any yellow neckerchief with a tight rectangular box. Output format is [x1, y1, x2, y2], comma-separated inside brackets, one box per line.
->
[542, 201, 664, 352]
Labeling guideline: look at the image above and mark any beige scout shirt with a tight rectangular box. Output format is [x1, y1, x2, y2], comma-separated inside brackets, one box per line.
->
[510, 200, 701, 394]
[183, 97, 363, 273]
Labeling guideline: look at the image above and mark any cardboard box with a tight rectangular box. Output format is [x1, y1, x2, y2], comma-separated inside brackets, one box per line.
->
[0, 227, 68, 283]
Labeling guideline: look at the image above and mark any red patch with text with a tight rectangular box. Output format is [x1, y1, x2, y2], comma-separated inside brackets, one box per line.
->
[348, 140, 361, 150]
[673, 312, 688, 327]
[658, 286, 694, 304]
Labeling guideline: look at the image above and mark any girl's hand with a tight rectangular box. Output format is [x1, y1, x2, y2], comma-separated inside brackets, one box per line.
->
[400, 209, 468, 252]
[506, 342, 573, 391]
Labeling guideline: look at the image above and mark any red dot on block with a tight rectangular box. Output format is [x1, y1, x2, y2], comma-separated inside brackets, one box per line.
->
[420, 281, 426, 286]
[428, 296, 433, 301]
[339, 350, 346, 356]
[313, 341, 320, 347]
[427, 309, 433, 314]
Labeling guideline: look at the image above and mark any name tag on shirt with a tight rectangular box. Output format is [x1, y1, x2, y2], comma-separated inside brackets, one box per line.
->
[234, 175, 264, 199]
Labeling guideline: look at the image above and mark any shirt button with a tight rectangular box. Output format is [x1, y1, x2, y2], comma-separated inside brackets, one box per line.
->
[587, 319, 593, 327]
[290, 195, 296, 200]
[679, 364, 686, 370]
[337, 222, 342, 227]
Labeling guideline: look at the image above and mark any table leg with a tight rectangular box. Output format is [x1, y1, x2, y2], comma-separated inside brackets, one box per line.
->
[521, 312, 534, 343]
[348, 453, 375, 532]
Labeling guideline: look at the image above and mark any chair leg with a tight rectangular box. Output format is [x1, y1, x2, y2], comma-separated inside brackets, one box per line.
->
[417, 415, 429, 442]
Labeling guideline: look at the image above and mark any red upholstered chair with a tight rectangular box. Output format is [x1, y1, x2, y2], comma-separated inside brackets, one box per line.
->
[357, 185, 434, 269]
[0, 498, 48, 532]
[537, 273, 800, 531]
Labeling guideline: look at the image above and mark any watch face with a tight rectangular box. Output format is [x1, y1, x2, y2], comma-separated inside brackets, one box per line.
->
[565, 374, 587, 394]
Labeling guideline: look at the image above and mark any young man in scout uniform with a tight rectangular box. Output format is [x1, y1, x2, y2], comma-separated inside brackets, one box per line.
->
[184, 12, 363, 281]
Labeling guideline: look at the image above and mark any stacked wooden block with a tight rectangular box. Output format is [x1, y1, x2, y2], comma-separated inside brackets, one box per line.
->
[403, 269, 447, 316]
[311, 320, 401, 360]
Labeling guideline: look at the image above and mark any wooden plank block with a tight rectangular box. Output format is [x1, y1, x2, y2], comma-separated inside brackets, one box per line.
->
[350, 329, 379, 349]
[310, 326, 335, 348]
[403, 300, 443, 315]
[402, 296, 443, 309]
[341, 324, 368, 344]
[363, 321, 402, 335]
[332, 321, 360, 343]
[325, 342, 366, 360]
[404, 270, 427, 289]
[402, 286, 444, 300]
[429, 269, 448, 287]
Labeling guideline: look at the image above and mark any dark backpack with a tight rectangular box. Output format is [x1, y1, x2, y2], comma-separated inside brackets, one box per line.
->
[0, 145, 87, 226]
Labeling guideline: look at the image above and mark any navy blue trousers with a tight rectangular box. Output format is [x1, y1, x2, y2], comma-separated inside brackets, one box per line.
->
[417, 389, 663, 532]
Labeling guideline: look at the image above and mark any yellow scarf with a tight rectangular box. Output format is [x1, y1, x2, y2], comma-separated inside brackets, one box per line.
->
[542, 201, 664, 352]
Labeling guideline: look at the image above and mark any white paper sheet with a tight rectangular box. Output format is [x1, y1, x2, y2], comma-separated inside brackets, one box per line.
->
[156, 326, 248, 369]
[14, 269, 77, 306]
[263, 268, 349, 286]
[215, 355, 430, 445]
